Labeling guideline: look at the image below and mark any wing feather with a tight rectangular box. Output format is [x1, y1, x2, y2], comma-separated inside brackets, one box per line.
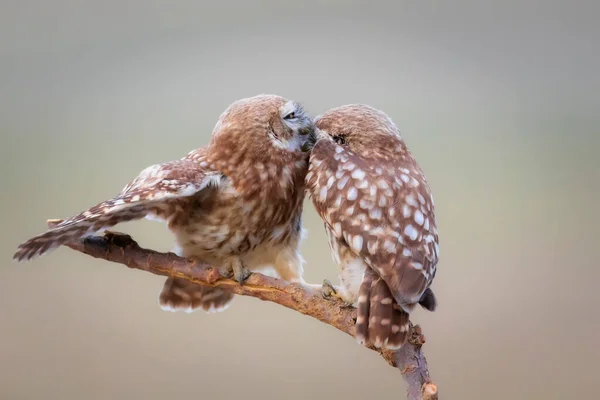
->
[307, 138, 438, 307]
[13, 156, 220, 262]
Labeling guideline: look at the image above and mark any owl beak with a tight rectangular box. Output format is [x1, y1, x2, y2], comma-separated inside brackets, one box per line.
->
[298, 126, 312, 135]
[300, 129, 317, 152]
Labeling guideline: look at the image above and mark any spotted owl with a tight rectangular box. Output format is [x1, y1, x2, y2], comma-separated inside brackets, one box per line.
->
[14, 94, 316, 313]
[306, 104, 439, 350]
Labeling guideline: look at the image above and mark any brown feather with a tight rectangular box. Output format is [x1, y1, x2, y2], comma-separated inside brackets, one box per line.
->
[307, 104, 439, 350]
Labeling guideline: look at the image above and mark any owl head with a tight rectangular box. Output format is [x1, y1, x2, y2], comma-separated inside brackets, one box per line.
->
[314, 104, 405, 158]
[209, 94, 315, 160]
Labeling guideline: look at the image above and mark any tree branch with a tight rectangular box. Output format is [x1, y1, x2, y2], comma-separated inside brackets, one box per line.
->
[48, 220, 438, 399]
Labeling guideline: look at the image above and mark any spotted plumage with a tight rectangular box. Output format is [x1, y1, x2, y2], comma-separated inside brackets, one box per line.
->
[306, 104, 439, 350]
[14, 94, 315, 314]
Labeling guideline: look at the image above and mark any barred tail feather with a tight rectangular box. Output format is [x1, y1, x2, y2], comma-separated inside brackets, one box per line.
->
[368, 276, 394, 348]
[356, 269, 410, 350]
[159, 277, 234, 313]
[355, 272, 373, 346]
[369, 276, 409, 350]
[388, 305, 410, 349]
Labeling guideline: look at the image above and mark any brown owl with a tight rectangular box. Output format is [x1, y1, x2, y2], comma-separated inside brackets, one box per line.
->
[306, 104, 439, 350]
[14, 94, 316, 313]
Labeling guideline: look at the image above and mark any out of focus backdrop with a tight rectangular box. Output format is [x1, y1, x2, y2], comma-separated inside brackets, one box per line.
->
[1, 1, 598, 399]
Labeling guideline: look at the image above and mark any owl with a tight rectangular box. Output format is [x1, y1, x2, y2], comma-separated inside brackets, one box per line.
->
[306, 104, 439, 350]
[14, 94, 316, 313]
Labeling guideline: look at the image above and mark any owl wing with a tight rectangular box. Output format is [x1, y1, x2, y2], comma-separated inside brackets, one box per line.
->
[183, 147, 208, 163]
[307, 138, 438, 308]
[13, 154, 222, 262]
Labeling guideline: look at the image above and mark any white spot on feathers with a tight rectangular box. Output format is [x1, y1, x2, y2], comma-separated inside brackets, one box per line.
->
[326, 176, 335, 189]
[414, 209, 425, 225]
[337, 176, 350, 190]
[319, 187, 328, 202]
[351, 169, 366, 180]
[405, 194, 418, 207]
[404, 224, 419, 240]
[369, 208, 382, 220]
[355, 180, 368, 189]
[333, 196, 342, 207]
[347, 187, 358, 201]
[334, 222, 342, 236]
[342, 162, 355, 171]
[351, 235, 364, 253]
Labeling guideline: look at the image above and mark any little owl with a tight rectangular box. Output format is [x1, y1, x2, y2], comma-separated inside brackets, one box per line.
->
[14, 94, 316, 314]
[306, 104, 439, 350]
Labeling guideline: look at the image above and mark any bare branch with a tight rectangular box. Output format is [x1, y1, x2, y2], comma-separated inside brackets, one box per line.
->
[48, 220, 438, 400]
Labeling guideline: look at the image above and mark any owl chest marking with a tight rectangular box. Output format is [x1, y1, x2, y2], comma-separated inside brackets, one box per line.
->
[170, 179, 298, 258]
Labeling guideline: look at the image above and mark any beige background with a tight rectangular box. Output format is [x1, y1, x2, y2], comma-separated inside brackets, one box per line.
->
[1, 1, 599, 399]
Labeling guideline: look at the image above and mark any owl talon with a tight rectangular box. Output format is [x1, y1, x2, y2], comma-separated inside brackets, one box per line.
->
[233, 265, 251, 283]
[322, 279, 342, 299]
[231, 259, 251, 284]
[103, 231, 134, 246]
[321, 279, 337, 298]
[322, 279, 354, 307]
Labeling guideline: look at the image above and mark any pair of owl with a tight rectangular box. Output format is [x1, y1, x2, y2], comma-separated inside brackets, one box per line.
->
[13, 94, 439, 351]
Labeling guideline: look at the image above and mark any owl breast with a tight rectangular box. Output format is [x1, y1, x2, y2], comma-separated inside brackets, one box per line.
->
[167, 177, 303, 263]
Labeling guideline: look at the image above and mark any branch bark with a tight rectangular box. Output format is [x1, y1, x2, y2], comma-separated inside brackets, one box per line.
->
[48, 220, 438, 399]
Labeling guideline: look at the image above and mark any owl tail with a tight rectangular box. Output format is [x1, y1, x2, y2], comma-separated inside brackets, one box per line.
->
[158, 277, 234, 313]
[355, 270, 410, 350]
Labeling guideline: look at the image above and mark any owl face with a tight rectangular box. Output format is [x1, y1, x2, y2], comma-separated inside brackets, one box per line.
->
[211, 94, 315, 157]
[272, 99, 315, 152]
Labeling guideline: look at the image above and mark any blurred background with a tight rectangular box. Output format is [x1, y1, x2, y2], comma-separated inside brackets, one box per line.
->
[1, 1, 598, 399]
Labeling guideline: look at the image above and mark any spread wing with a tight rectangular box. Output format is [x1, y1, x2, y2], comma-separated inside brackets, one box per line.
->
[306, 138, 439, 306]
[13, 152, 221, 262]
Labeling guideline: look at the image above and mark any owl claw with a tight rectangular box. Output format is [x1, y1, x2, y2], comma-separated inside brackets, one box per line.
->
[102, 231, 134, 246]
[322, 279, 338, 299]
[321, 279, 353, 307]
[233, 265, 251, 283]
[216, 258, 250, 284]
[231, 259, 251, 284]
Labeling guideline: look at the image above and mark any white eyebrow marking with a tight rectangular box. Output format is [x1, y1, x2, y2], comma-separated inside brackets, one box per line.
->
[280, 100, 296, 117]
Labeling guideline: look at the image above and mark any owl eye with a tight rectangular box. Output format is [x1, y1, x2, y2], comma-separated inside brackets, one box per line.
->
[284, 112, 296, 120]
[333, 135, 346, 145]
